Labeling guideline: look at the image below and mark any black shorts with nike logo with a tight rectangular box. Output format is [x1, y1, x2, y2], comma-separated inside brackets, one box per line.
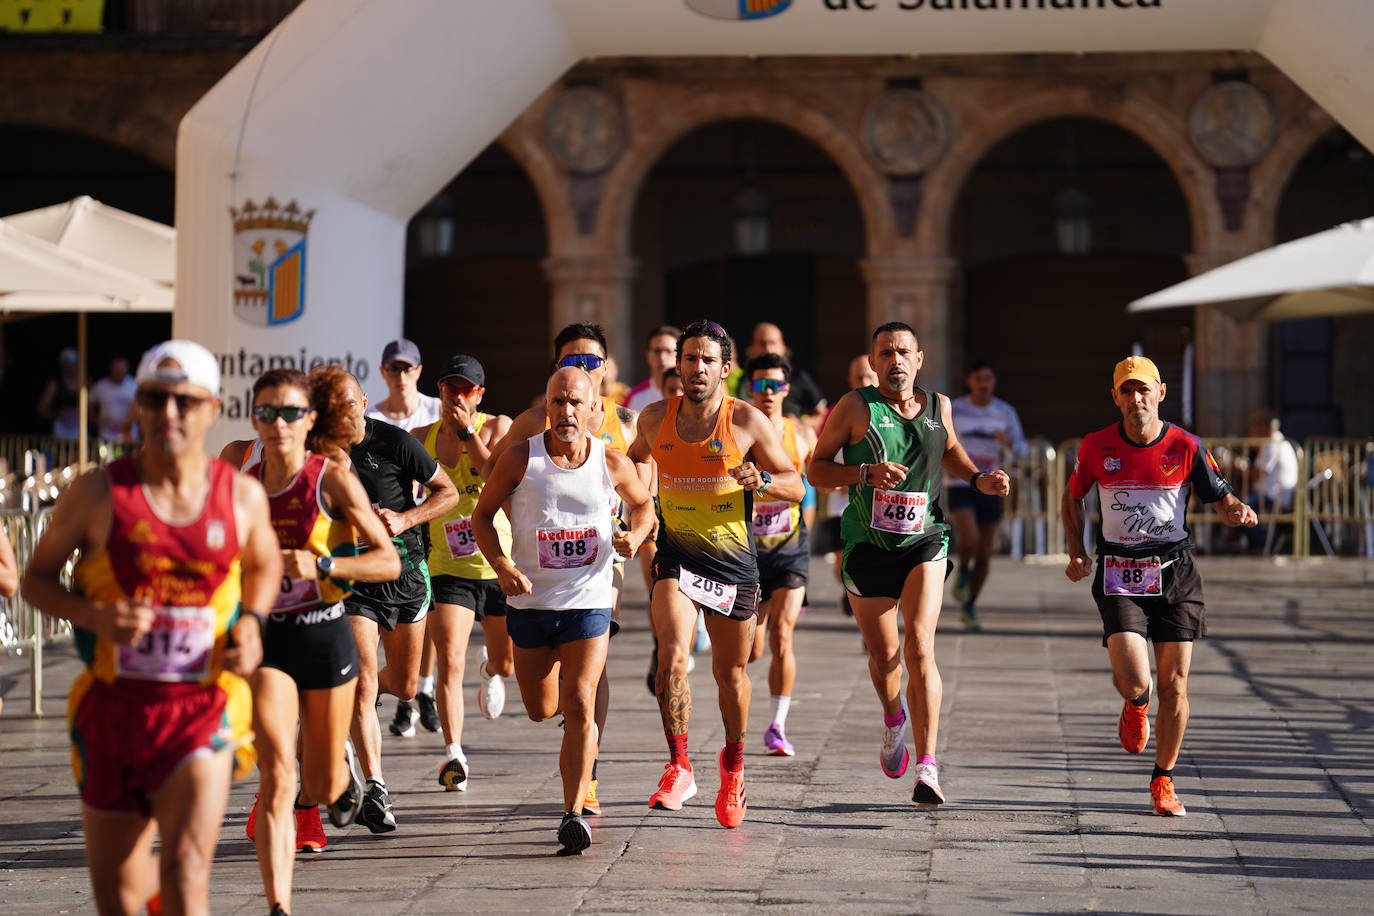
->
[261, 602, 360, 690]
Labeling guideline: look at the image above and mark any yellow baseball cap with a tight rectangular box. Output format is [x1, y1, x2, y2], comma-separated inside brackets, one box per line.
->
[1112, 356, 1161, 390]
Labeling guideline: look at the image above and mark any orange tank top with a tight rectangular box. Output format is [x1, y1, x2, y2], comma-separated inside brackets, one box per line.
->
[652, 396, 757, 585]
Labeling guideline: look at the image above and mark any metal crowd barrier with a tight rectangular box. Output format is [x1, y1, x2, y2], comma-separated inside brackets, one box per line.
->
[1, 507, 70, 718]
[1002, 437, 1056, 559]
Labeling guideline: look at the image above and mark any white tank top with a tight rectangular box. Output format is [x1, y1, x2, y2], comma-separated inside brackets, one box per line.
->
[508, 433, 617, 611]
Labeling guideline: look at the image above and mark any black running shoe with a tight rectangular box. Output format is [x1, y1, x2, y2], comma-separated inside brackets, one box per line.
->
[327, 738, 365, 828]
[556, 811, 591, 856]
[389, 699, 418, 738]
[416, 692, 440, 733]
[357, 782, 397, 834]
[270, 905, 288, 916]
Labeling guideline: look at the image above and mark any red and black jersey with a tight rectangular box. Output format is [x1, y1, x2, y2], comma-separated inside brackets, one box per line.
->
[1069, 422, 1232, 558]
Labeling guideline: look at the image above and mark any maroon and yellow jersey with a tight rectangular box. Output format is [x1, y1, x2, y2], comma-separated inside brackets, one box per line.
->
[73, 456, 244, 686]
[250, 452, 354, 612]
[1070, 422, 1232, 558]
[653, 396, 757, 585]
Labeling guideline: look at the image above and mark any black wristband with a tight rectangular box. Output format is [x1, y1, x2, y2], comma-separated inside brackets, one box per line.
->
[968, 471, 985, 491]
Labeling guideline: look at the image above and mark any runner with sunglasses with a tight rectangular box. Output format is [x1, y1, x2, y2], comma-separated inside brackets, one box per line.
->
[241, 367, 400, 916]
[22, 340, 279, 916]
[408, 354, 515, 793]
[743, 354, 816, 757]
[486, 322, 641, 814]
[809, 323, 1009, 809]
[627, 320, 803, 828]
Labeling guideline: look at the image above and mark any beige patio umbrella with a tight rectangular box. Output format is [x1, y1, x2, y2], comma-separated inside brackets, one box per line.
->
[1129, 218, 1374, 321]
[0, 216, 174, 468]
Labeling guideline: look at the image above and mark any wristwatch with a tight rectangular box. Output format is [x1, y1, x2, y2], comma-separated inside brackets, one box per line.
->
[757, 469, 772, 494]
[457, 424, 475, 441]
[316, 554, 335, 580]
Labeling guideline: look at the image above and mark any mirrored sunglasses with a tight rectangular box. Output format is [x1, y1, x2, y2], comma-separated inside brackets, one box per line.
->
[750, 379, 788, 395]
[557, 354, 605, 371]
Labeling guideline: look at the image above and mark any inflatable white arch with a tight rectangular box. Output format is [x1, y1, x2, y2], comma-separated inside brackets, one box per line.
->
[176, 0, 1374, 446]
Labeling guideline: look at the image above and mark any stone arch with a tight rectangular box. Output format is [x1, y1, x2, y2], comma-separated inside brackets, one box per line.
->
[917, 86, 1221, 257]
[1249, 105, 1339, 247]
[496, 101, 570, 256]
[0, 114, 171, 171]
[598, 87, 892, 258]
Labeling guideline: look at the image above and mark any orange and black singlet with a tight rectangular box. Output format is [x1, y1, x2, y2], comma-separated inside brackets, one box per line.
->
[652, 396, 757, 586]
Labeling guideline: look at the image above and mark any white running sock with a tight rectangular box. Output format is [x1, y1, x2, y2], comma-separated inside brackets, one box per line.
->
[446, 743, 466, 763]
[771, 695, 791, 729]
[417, 675, 435, 696]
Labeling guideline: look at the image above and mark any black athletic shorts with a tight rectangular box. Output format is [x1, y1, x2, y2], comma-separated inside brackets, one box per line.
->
[431, 574, 507, 621]
[947, 486, 1003, 525]
[261, 603, 360, 691]
[1092, 550, 1206, 646]
[652, 551, 761, 621]
[758, 550, 809, 602]
[842, 532, 952, 600]
[344, 561, 431, 632]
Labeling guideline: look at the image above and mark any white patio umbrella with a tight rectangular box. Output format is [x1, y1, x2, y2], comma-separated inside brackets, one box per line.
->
[1129, 218, 1374, 321]
[4, 195, 175, 285]
[0, 215, 174, 468]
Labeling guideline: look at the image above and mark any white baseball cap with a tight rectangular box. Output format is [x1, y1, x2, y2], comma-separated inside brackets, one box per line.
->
[136, 340, 221, 396]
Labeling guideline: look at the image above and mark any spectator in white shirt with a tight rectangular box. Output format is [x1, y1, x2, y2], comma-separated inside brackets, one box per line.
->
[90, 356, 138, 442]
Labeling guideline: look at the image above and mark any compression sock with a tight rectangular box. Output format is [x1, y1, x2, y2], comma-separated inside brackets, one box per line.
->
[884, 707, 907, 729]
[667, 732, 690, 768]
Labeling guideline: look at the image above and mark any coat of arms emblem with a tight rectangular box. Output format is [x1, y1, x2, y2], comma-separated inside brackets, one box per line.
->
[230, 197, 314, 326]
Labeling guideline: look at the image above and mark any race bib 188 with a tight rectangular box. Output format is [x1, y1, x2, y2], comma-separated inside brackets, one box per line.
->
[871, 489, 927, 534]
[679, 568, 738, 615]
[1103, 555, 1163, 596]
[538, 526, 599, 569]
[115, 605, 216, 682]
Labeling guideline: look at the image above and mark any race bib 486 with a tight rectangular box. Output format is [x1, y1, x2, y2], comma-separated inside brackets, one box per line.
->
[871, 489, 927, 534]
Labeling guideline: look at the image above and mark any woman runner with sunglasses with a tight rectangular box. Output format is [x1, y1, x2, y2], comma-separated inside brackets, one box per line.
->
[241, 366, 400, 916]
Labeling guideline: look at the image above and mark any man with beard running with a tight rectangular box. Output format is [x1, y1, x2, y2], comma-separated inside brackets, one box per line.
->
[627, 320, 803, 828]
[809, 322, 1009, 809]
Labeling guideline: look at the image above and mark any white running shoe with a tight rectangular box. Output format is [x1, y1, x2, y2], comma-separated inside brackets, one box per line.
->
[912, 762, 945, 807]
[477, 645, 506, 720]
[880, 697, 911, 778]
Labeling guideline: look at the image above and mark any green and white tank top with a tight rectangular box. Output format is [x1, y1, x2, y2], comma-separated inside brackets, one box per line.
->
[840, 385, 949, 550]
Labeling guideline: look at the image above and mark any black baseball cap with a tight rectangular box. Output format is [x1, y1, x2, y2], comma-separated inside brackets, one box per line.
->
[437, 354, 485, 387]
[381, 338, 423, 367]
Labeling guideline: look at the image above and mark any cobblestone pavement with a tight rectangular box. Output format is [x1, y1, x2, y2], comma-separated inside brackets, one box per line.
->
[2, 556, 1370, 914]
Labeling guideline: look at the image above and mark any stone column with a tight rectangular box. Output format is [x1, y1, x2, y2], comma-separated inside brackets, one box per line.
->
[860, 256, 959, 395]
[540, 255, 639, 369]
[1186, 251, 1268, 436]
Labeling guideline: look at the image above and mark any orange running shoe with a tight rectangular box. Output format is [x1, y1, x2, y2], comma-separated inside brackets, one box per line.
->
[245, 793, 259, 840]
[295, 805, 328, 852]
[715, 750, 747, 829]
[1118, 691, 1150, 755]
[582, 778, 602, 816]
[647, 763, 697, 810]
[1150, 776, 1187, 817]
